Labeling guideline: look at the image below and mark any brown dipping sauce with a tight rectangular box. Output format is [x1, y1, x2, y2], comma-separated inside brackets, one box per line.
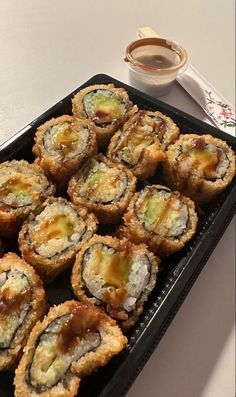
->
[57, 304, 105, 353]
[136, 55, 174, 69]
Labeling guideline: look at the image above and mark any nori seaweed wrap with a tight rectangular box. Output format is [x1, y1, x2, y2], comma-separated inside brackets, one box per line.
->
[71, 235, 159, 329]
[19, 197, 98, 283]
[14, 300, 127, 397]
[72, 84, 136, 148]
[107, 110, 168, 180]
[68, 154, 136, 224]
[0, 160, 55, 238]
[120, 184, 198, 257]
[0, 253, 46, 370]
[163, 134, 236, 204]
[33, 115, 97, 192]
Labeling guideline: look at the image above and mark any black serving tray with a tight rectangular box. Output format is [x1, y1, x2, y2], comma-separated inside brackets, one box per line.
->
[0, 74, 235, 397]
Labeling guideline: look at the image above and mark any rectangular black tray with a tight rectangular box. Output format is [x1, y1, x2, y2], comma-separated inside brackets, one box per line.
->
[0, 74, 235, 397]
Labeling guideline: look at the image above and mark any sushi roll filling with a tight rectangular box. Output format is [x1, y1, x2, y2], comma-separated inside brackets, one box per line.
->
[83, 89, 127, 126]
[43, 122, 89, 160]
[177, 138, 229, 180]
[0, 174, 48, 209]
[28, 202, 88, 258]
[82, 243, 151, 312]
[135, 188, 189, 238]
[28, 306, 102, 391]
[78, 161, 128, 204]
[0, 269, 31, 349]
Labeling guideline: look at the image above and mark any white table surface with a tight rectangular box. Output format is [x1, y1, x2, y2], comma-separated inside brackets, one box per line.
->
[0, 1, 235, 396]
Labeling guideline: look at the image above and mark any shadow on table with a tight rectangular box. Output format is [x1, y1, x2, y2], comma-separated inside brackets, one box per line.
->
[127, 218, 235, 397]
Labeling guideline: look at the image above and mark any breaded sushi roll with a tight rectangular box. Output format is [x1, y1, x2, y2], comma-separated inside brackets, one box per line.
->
[14, 300, 127, 397]
[107, 110, 167, 180]
[0, 160, 55, 238]
[163, 134, 236, 205]
[19, 197, 98, 283]
[71, 235, 159, 329]
[68, 154, 136, 224]
[120, 185, 198, 257]
[0, 253, 46, 370]
[33, 115, 97, 192]
[72, 83, 136, 148]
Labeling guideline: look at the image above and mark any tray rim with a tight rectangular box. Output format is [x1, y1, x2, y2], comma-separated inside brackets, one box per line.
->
[0, 73, 235, 397]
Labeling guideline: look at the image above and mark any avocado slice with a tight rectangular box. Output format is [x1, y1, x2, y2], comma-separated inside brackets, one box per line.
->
[34, 214, 74, 244]
[145, 195, 166, 225]
[0, 177, 33, 201]
[86, 91, 123, 122]
[91, 249, 131, 289]
[86, 170, 107, 188]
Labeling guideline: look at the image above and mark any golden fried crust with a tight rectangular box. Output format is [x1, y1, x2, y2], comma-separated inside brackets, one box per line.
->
[163, 134, 236, 205]
[149, 110, 180, 149]
[32, 115, 97, 192]
[0, 160, 55, 238]
[0, 253, 46, 370]
[107, 111, 167, 180]
[18, 197, 98, 284]
[120, 185, 198, 257]
[68, 154, 137, 224]
[71, 235, 159, 330]
[14, 301, 126, 396]
[72, 83, 137, 149]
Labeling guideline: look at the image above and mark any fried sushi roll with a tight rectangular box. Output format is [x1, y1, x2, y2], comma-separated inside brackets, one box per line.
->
[120, 185, 198, 257]
[71, 235, 159, 330]
[14, 300, 127, 397]
[0, 160, 55, 238]
[72, 83, 136, 148]
[33, 115, 97, 192]
[19, 197, 98, 283]
[68, 154, 136, 224]
[107, 110, 168, 180]
[163, 134, 236, 205]
[0, 253, 46, 370]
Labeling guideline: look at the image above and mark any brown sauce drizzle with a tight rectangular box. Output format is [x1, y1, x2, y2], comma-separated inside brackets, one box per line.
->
[57, 304, 104, 354]
[33, 214, 73, 244]
[56, 126, 79, 156]
[0, 287, 32, 316]
[0, 176, 33, 197]
[116, 113, 155, 162]
[103, 287, 127, 308]
[151, 194, 175, 232]
[177, 140, 222, 183]
[94, 110, 110, 121]
[153, 116, 166, 135]
[91, 244, 131, 289]
[85, 165, 122, 196]
[192, 138, 206, 150]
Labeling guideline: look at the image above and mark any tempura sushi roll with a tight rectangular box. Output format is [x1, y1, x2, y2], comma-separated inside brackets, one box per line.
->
[120, 185, 198, 257]
[33, 115, 97, 192]
[14, 300, 127, 397]
[0, 253, 46, 370]
[72, 83, 136, 148]
[68, 154, 136, 224]
[19, 197, 98, 283]
[107, 110, 168, 180]
[163, 134, 236, 205]
[0, 160, 55, 238]
[71, 235, 159, 329]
